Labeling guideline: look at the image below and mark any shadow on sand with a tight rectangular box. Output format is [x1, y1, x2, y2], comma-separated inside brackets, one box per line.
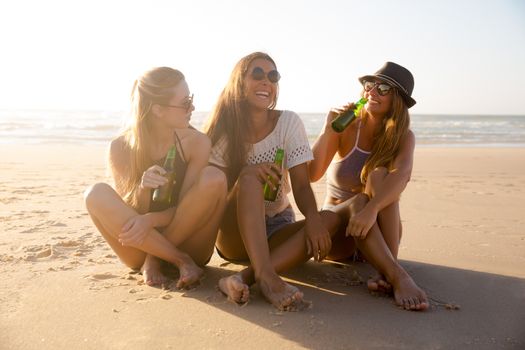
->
[174, 258, 525, 349]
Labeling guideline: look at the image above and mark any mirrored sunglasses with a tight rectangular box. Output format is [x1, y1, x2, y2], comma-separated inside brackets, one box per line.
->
[362, 81, 393, 96]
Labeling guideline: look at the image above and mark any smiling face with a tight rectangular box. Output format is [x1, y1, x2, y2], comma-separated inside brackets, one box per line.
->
[243, 58, 279, 110]
[363, 79, 394, 118]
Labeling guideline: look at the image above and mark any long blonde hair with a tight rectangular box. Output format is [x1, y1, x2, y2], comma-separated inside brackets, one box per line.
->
[360, 89, 410, 184]
[204, 52, 279, 188]
[112, 67, 185, 208]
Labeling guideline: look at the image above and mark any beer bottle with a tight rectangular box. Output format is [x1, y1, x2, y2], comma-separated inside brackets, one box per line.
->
[331, 97, 368, 133]
[263, 148, 285, 201]
[152, 145, 177, 207]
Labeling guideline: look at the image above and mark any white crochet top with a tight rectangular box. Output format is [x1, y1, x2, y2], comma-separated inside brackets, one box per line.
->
[209, 110, 313, 217]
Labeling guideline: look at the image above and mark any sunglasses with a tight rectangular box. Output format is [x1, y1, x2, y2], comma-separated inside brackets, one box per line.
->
[250, 67, 281, 83]
[160, 94, 194, 112]
[362, 81, 393, 96]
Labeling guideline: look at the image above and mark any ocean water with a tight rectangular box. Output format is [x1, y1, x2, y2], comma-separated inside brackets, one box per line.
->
[1, 109, 525, 147]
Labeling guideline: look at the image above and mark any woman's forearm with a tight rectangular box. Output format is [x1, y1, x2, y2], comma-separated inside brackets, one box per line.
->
[366, 169, 410, 212]
[136, 186, 152, 214]
[309, 128, 338, 182]
[293, 184, 321, 220]
[145, 207, 177, 228]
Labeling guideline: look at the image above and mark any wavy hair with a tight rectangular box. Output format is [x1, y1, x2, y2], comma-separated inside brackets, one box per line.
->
[360, 88, 410, 184]
[204, 52, 279, 188]
[112, 67, 185, 208]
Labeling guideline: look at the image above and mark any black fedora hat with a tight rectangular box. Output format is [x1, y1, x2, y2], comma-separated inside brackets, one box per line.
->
[358, 61, 416, 108]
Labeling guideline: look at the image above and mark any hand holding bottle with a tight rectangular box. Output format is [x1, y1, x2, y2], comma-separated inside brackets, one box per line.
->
[324, 102, 355, 131]
[331, 97, 368, 132]
[241, 162, 282, 190]
[152, 145, 177, 206]
[140, 165, 168, 190]
[263, 148, 285, 201]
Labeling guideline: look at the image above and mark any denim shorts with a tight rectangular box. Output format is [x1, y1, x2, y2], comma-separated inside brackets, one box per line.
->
[215, 206, 297, 262]
[265, 206, 296, 238]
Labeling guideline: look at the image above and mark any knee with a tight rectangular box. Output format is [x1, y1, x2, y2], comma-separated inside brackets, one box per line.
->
[84, 183, 113, 210]
[237, 167, 260, 191]
[199, 166, 227, 197]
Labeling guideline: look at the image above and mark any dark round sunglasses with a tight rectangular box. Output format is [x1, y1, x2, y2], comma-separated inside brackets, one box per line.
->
[362, 80, 393, 96]
[250, 66, 281, 83]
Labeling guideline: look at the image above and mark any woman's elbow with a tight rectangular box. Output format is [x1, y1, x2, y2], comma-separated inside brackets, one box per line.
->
[307, 162, 322, 183]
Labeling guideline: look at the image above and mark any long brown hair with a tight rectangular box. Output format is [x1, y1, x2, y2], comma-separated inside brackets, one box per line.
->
[360, 89, 410, 184]
[112, 67, 185, 208]
[204, 52, 279, 188]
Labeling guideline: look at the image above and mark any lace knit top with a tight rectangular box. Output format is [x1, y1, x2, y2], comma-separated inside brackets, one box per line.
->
[209, 110, 313, 217]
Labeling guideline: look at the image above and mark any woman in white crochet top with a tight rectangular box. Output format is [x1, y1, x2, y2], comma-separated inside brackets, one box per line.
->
[204, 52, 340, 311]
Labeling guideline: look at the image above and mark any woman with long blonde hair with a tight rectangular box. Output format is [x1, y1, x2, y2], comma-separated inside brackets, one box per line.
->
[309, 62, 429, 311]
[84, 67, 227, 288]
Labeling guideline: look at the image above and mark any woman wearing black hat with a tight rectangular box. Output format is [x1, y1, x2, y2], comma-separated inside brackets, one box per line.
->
[308, 62, 429, 311]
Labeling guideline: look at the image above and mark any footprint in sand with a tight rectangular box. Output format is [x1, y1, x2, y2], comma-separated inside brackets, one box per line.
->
[20, 227, 40, 234]
[86, 273, 119, 281]
[55, 240, 81, 247]
[0, 197, 20, 204]
[23, 246, 55, 261]
[31, 210, 50, 214]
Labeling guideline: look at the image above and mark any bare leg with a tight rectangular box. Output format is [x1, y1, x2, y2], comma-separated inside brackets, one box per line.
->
[237, 171, 305, 310]
[217, 196, 341, 310]
[325, 226, 356, 262]
[164, 166, 228, 265]
[84, 183, 203, 288]
[141, 254, 169, 286]
[364, 168, 400, 292]
[217, 170, 341, 310]
[349, 192, 428, 311]
[239, 210, 341, 284]
[216, 187, 251, 304]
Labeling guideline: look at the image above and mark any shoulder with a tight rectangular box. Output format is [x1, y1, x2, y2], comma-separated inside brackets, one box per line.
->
[279, 110, 303, 125]
[178, 128, 211, 161]
[109, 135, 130, 160]
[397, 129, 416, 156]
[403, 129, 416, 147]
[109, 135, 131, 173]
[276, 110, 307, 134]
[176, 128, 210, 149]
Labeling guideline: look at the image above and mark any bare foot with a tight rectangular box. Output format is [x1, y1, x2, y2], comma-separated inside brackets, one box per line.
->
[391, 271, 429, 311]
[367, 273, 392, 294]
[218, 274, 250, 304]
[258, 273, 305, 311]
[176, 257, 204, 289]
[141, 255, 169, 287]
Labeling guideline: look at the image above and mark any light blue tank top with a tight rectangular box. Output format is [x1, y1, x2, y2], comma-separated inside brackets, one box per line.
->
[325, 121, 371, 203]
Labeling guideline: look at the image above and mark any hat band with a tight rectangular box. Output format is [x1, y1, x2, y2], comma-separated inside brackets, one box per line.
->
[375, 74, 409, 95]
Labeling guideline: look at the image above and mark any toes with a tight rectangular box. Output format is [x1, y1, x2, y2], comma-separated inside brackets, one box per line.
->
[367, 281, 379, 291]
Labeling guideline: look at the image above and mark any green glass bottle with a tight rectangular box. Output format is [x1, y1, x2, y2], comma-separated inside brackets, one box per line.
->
[263, 148, 285, 201]
[331, 97, 368, 133]
[152, 145, 177, 207]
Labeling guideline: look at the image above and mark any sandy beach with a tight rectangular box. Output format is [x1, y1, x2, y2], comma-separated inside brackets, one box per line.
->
[1, 144, 524, 349]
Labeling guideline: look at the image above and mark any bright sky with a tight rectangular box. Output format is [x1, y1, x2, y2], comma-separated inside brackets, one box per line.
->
[1, 0, 524, 115]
